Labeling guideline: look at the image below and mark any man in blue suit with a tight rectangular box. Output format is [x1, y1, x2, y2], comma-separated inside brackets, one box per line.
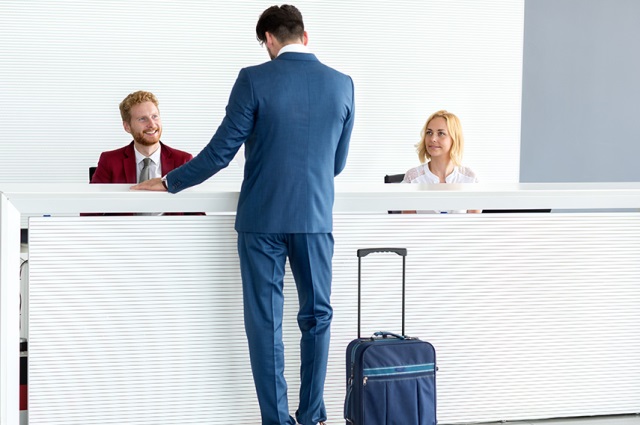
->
[133, 5, 355, 424]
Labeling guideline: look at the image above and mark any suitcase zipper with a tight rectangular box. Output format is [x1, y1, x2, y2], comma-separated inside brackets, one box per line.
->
[364, 362, 435, 379]
[362, 363, 435, 385]
[345, 341, 365, 422]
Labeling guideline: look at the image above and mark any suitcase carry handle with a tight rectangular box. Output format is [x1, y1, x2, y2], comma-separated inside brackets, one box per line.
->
[357, 248, 407, 339]
[373, 331, 406, 340]
[357, 248, 407, 258]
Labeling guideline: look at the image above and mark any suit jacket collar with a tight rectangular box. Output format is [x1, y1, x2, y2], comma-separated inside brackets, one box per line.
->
[274, 52, 318, 62]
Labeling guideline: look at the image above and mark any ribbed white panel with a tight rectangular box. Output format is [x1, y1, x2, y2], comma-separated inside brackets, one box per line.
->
[28, 217, 253, 425]
[0, 0, 523, 186]
[29, 214, 640, 424]
[330, 214, 640, 424]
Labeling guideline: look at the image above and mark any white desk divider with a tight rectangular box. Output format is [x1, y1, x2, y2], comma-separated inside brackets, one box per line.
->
[2, 183, 640, 424]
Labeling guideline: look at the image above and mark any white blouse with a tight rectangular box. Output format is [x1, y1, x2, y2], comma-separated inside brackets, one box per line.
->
[402, 163, 478, 214]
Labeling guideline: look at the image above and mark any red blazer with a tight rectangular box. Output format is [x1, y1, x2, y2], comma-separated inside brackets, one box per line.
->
[86, 141, 200, 215]
[91, 141, 192, 183]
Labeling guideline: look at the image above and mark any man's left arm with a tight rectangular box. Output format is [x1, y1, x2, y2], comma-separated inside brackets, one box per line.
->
[334, 77, 355, 177]
[133, 69, 255, 193]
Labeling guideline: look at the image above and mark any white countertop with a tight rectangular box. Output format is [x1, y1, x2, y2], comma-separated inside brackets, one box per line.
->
[2, 182, 640, 213]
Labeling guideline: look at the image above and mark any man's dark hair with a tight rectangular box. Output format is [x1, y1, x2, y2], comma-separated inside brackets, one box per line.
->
[256, 5, 304, 45]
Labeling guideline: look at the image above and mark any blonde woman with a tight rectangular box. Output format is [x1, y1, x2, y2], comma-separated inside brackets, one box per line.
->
[403, 110, 480, 213]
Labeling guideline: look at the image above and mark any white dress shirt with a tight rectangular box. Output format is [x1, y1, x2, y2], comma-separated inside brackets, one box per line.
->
[277, 43, 310, 57]
[134, 145, 162, 182]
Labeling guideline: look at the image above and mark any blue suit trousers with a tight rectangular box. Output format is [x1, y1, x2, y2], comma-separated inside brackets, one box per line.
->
[237, 232, 334, 425]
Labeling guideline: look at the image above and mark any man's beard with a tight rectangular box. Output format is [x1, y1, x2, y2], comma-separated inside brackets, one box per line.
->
[132, 128, 161, 146]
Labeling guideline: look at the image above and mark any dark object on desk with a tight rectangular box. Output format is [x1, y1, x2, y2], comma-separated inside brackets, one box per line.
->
[89, 166, 97, 182]
[482, 209, 550, 213]
[384, 173, 405, 184]
[384, 174, 405, 214]
[345, 248, 437, 425]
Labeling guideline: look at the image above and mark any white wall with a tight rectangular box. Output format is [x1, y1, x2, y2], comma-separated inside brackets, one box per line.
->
[0, 0, 523, 186]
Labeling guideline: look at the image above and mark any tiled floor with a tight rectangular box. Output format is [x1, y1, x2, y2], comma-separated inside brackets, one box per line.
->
[466, 414, 640, 425]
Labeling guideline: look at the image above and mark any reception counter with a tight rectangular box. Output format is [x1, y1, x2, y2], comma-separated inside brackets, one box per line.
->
[2, 183, 640, 425]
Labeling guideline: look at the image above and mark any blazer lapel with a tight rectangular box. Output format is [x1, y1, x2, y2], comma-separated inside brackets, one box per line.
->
[123, 142, 137, 183]
[160, 142, 173, 176]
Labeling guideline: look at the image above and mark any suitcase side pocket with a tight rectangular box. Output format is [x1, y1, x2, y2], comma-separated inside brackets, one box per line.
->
[362, 365, 436, 425]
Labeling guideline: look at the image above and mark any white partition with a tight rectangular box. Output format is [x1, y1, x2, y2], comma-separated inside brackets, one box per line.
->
[0, 195, 21, 425]
[332, 214, 640, 422]
[2, 183, 640, 424]
[27, 216, 252, 424]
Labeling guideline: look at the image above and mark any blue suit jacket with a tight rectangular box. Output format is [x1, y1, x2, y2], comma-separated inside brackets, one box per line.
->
[167, 52, 355, 233]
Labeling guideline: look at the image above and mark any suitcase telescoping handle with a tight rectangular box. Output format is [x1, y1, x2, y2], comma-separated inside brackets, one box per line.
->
[357, 248, 407, 339]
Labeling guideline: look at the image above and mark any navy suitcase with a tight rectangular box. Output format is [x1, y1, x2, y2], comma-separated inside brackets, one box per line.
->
[344, 248, 436, 425]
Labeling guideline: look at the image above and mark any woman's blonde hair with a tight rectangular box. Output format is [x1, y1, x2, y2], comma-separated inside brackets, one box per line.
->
[416, 110, 464, 166]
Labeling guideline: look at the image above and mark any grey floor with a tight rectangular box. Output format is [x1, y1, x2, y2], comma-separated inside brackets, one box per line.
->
[464, 414, 640, 425]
